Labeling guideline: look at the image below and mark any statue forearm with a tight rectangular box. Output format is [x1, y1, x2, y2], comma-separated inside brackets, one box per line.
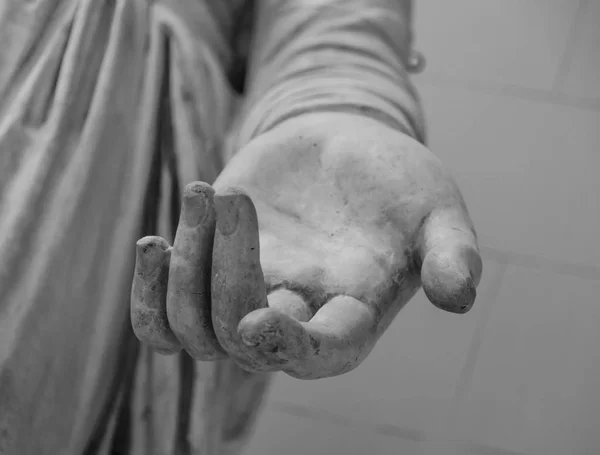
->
[236, 0, 426, 146]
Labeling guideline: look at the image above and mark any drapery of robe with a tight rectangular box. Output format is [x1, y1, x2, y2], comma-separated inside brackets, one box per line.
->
[0, 1, 423, 453]
[0, 1, 273, 453]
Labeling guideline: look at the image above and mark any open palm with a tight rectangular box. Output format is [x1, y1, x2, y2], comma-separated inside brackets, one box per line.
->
[131, 112, 482, 379]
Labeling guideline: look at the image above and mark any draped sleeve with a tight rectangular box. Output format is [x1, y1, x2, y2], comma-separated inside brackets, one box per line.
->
[232, 0, 426, 151]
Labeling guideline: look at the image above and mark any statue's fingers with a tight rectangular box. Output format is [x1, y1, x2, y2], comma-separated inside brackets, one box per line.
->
[211, 188, 270, 370]
[166, 182, 226, 361]
[418, 206, 483, 314]
[237, 294, 377, 379]
[130, 236, 181, 354]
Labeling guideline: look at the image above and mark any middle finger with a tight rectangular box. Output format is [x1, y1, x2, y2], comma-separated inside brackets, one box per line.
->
[211, 188, 280, 372]
[167, 182, 226, 360]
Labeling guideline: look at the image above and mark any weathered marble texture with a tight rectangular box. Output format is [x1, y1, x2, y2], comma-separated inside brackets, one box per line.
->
[0, 0, 248, 453]
[0, 1, 438, 454]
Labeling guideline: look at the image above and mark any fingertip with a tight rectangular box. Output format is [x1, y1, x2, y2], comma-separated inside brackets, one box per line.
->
[214, 189, 251, 236]
[181, 182, 214, 226]
[136, 235, 170, 254]
[131, 237, 180, 353]
[183, 181, 214, 198]
[135, 236, 170, 272]
[421, 245, 482, 314]
[213, 188, 260, 252]
[238, 308, 308, 361]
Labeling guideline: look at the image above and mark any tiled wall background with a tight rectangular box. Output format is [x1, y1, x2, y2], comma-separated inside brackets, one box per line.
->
[246, 1, 600, 454]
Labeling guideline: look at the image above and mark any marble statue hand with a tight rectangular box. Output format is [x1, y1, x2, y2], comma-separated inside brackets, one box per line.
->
[131, 111, 483, 379]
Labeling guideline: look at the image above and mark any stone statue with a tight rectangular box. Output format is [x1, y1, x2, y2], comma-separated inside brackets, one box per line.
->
[0, 0, 481, 453]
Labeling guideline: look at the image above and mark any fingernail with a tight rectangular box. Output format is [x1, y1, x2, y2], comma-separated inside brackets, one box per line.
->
[214, 189, 247, 236]
[463, 246, 483, 288]
[182, 182, 213, 226]
[455, 278, 476, 314]
[427, 275, 476, 314]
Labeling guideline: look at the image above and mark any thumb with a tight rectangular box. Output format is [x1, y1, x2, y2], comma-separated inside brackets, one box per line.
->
[418, 206, 483, 314]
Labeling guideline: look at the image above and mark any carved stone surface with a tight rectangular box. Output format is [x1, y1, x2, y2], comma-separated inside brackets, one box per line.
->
[0, 0, 247, 453]
[0, 1, 482, 454]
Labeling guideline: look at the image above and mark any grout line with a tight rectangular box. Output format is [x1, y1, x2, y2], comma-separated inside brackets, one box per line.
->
[270, 401, 426, 443]
[373, 423, 424, 443]
[551, 0, 590, 93]
[449, 262, 508, 413]
[270, 403, 534, 455]
[414, 72, 600, 112]
[461, 441, 532, 455]
[270, 401, 353, 428]
[480, 245, 600, 281]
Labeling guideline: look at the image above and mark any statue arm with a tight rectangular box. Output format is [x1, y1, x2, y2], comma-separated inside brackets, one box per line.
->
[235, 0, 426, 148]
